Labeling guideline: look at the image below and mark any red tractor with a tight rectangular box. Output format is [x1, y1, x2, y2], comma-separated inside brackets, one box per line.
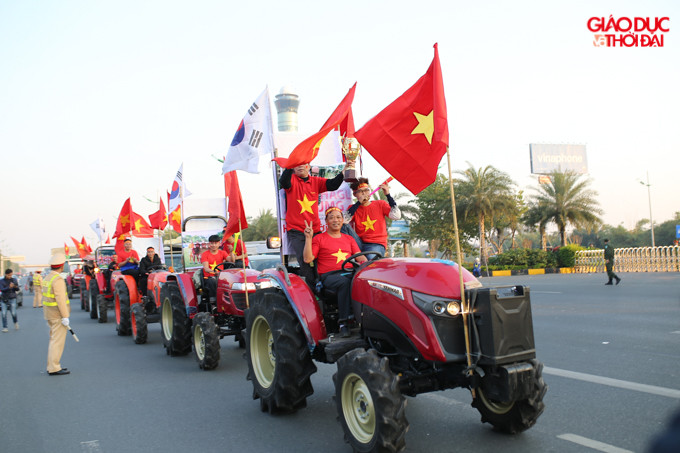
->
[245, 253, 546, 452]
[85, 246, 117, 323]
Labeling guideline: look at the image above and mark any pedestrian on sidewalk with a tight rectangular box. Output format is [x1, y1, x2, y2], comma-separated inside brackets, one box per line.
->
[603, 238, 621, 285]
[0, 268, 20, 332]
[42, 253, 71, 376]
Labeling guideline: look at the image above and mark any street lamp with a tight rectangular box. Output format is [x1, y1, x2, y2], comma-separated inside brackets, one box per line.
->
[638, 171, 655, 247]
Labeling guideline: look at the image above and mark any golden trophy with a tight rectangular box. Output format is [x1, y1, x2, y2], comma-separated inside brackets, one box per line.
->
[341, 136, 361, 182]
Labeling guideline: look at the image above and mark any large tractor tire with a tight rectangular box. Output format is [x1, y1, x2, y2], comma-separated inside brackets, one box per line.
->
[89, 280, 99, 319]
[472, 359, 547, 434]
[97, 294, 108, 323]
[245, 288, 317, 414]
[160, 282, 191, 356]
[334, 348, 408, 453]
[80, 279, 88, 311]
[131, 303, 148, 344]
[67, 283, 73, 299]
[115, 280, 132, 336]
[192, 312, 220, 370]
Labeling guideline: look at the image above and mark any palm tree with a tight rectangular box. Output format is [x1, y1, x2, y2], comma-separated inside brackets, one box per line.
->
[530, 171, 602, 246]
[455, 163, 516, 263]
[522, 203, 550, 250]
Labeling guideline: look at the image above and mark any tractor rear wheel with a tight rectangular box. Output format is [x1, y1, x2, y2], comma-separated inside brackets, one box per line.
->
[160, 282, 191, 356]
[89, 280, 99, 319]
[131, 303, 148, 344]
[472, 359, 547, 434]
[80, 279, 88, 311]
[193, 312, 220, 370]
[334, 348, 408, 453]
[97, 294, 108, 323]
[245, 288, 316, 414]
[115, 280, 131, 336]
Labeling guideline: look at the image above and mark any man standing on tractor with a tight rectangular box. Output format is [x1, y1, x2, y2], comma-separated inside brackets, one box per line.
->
[303, 207, 366, 337]
[279, 162, 346, 286]
[138, 246, 161, 296]
[346, 177, 401, 260]
[201, 235, 230, 304]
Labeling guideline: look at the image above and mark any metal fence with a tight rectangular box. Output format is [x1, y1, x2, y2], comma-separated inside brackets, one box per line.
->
[575, 246, 680, 273]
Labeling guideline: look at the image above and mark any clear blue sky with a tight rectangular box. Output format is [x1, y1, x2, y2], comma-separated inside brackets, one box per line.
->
[1, 0, 678, 265]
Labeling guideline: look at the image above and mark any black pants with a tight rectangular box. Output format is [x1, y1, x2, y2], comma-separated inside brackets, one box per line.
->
[320, 271, 353, 322]
[204, 275, 217, 301]
[287, 229, 317, 287]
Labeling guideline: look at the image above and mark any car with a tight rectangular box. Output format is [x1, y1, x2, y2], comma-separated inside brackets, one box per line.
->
[248, 254, 282, 272]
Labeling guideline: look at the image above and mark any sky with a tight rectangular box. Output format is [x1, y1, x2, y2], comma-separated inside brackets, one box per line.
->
[1, 0, 678, 266]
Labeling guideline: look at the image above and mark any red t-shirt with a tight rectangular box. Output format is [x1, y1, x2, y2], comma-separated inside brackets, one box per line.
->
[234, 239, 249, 266]
[285, 175, 327, 233]
[311, 233, 360, 275]
[352, 200, 391, 247]
[200, 250, 230, 275]
[116, 249, 140, 266]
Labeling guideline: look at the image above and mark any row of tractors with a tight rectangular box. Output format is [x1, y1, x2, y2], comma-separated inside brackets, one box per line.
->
[75, 198, 547, 452]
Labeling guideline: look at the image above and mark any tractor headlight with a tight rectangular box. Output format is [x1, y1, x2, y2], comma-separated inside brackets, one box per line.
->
[231, 281, 273, 291]
[413, 291, 462, 318]
[446, 301, 461, 316]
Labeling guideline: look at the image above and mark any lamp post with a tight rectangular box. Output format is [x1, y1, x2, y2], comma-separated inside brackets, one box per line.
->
[639, 171, 655, 247]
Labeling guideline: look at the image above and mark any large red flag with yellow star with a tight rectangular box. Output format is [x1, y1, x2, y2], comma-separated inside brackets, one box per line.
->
[273, 83, 356, 169]
[148, 197, 168, 230]
[113, 198, 133, 241]
[355, 44, 449, 195]
[130, 211, 154, 238]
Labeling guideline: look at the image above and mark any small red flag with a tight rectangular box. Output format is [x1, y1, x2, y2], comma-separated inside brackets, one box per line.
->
[64, 243, 70, 257]
[113, 198, 133, 239]
[71, 236, 88, 259]
[273, 83, 356, 169]
[131, 211, 154, 238]
[149, 198, 168, 230]
[105, 235, 111, 245]
[355, 44, 449, 195]
[224, 171, 249, 237]
[81, 236, 93, 254]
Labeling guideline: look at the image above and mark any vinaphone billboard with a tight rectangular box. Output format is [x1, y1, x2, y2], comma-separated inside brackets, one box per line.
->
[529, 144, 588, 175]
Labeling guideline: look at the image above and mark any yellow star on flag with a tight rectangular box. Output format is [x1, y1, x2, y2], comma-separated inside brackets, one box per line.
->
[134, 219, 143, 232]
[120, 214, 130, 227]
[77, 243, 85, 249]
[361, 215, 377, 231]
[117, 234, 126, 241]
[332, 248, 349, 263]
[297, 194, 316, 214]
[411, 110, 434, 144]
[171, 209, 181, 224]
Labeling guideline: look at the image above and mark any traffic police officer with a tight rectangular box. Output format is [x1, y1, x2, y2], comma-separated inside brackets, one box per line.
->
[43, 253, 71, 376]
[32, 270, 43, 308]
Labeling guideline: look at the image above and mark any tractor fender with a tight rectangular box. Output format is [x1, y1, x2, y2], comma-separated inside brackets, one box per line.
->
[110, 272, 140, 305]
[260, 269, 327, 349]
[150, 271, 198, 316]
[94, 273, 106, 294]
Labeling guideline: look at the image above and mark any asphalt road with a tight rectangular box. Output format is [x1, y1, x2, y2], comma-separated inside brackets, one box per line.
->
[1, 272, 679, 453]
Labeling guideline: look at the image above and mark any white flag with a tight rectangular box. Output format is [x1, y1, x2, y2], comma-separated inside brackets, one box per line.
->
[222, 88, 274, 174]
[168, 163, 191, 214]
[89, 217, 106, 242]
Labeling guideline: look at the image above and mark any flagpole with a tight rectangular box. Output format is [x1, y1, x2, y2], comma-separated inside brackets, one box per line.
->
[238, 218, 249, 309]
[445, 146, 475, 397]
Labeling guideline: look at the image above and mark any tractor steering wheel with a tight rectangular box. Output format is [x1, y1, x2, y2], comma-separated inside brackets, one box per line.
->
[213, 261, 236, 273]
[148, 265, 166, 272]
[341, 251, 382, 272]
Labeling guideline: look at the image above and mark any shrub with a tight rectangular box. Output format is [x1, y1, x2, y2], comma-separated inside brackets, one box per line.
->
[554, 244, 586, 268]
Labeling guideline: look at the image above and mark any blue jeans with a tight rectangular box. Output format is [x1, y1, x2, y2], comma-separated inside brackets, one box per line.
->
[1, 298, 17, 328]
[361, 243, 386, 261]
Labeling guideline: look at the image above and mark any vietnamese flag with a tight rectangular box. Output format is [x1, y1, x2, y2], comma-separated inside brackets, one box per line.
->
[113, 198, 133, 239]
[355, 44, 449, 195]
[105, 235, 111, 245]
[224, 171, 248, 237]
[64, 243, 70, 257]
[273, 83, 356, 169]
[71, 236, 88, 259]
[81, 236, 93, 254]
[149, 197, 168, 230]
[131, 211, 154, 238]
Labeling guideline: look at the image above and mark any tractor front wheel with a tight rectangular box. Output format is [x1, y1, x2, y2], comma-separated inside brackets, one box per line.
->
[89, 280, 99, 319]
[334, 348, 408, 453]
[115, 280, 131, 336]
[131, 303, 148, 344]
[245, 288, 316, 414]
[97, 294, 108, 323]
[80, 279, 88, 311]
[160, 282, 191, 356]
[193, 312, 220, 370]
[472, 359, 547, 434]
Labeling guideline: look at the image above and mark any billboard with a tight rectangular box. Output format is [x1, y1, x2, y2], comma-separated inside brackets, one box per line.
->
[530, 144, 588, 174]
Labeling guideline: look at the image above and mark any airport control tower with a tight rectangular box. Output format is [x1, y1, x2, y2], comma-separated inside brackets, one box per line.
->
[274, 85, 300, 132]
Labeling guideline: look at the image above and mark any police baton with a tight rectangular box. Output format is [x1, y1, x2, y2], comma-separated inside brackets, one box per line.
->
[66, 325, 80, 342]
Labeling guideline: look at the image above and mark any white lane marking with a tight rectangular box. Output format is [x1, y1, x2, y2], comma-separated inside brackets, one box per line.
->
[545, 367, 680, 399]
[81, 440, 102, 453]
[671, 331, 680, 334]
[421, 392, 467, 407]
[557, 433, 633, 453]
[531, 291, 562, 294]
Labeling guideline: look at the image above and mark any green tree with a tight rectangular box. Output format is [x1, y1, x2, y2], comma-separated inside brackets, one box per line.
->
[241, 209, 279, 241]
[454, 163, 516, 263]
[523, 202, 550, 250]
[529, 171, 603, 246]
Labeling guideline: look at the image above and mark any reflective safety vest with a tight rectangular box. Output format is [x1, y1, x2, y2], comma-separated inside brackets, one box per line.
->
[42, 273, 70, 307]
[33, 273, 42, 286]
